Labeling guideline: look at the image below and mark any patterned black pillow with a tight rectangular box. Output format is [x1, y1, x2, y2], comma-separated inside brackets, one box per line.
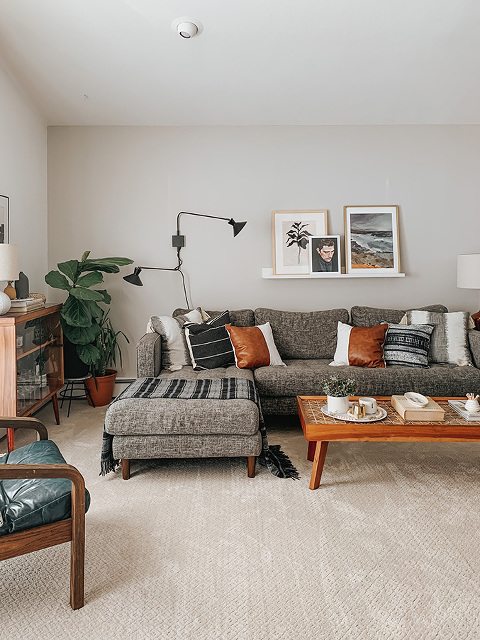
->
[383, 323, 435, 368]
[184, 311, 235, 370]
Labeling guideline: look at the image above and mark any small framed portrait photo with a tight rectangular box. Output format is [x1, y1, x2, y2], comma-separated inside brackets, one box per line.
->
[309, 235, 341, 275]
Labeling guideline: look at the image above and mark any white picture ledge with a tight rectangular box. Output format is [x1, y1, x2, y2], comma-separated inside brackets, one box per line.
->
[262, 268, 406, 279]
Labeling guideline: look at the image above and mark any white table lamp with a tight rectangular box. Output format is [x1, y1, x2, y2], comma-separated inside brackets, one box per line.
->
[457, 253, 480, 329]
[0, 244, 19, 313]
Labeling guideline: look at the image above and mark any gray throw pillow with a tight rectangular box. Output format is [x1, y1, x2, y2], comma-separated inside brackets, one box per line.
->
[404, 310, 473, 366]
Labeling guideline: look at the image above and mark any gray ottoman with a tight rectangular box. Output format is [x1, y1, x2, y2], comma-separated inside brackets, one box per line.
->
[105, 367, 262, 479]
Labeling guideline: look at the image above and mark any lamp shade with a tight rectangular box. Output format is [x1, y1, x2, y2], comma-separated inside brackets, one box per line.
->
[457, 254, 480, 289]
[0, 244, 19, 281]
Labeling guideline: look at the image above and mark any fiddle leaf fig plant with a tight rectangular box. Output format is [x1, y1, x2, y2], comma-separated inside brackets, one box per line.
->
[45, 251, 133, 370]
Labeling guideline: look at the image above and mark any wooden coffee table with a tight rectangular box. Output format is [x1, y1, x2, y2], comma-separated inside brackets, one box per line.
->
[297, 396, 480, 489]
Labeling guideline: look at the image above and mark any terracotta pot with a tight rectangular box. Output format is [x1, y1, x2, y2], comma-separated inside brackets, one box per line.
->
[84, 369, 117, 407]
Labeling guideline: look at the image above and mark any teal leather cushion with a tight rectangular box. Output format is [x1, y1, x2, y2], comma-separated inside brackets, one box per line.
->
[0, 440, 90, 536]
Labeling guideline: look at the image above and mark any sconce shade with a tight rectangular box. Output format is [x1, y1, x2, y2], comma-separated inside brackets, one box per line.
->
[228, 218, 247, 236]
[457, 254, 480, 289]
[0, 244, 19, 281]
[123, 267, 143, 286]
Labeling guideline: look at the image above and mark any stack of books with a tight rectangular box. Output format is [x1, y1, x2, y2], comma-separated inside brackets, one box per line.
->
[391, 395, 445, 421]
[448, 399, 480, 421]
[8, 297, 45, 313]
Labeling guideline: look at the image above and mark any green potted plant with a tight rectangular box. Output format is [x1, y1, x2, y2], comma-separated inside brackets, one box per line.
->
[321, 375, 356, 416]
[45, 251, 133, 382]
[84, 310, 129, 406]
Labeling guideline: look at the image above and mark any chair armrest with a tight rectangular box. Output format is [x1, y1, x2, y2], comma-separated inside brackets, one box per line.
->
[468, 329, 480, 368]
[137, 332, 162, 377]
[0, 417, 48, 440]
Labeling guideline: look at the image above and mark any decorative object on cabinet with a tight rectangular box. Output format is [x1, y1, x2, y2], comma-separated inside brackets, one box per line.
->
[14, 271, 29, 299]
[309, 235, 341, 274]
[344, 205, 400, 274]
[0, 194, 8, 243]
[0, 304, 64, 451]
[457, 253, 480, 329]
[0, 243, 19, 300]
[45, 251, 133, 379]
[124, 211, 247, 308]
[272, 210, 327, 275]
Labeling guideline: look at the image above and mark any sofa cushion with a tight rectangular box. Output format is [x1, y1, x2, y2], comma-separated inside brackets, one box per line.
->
[330, 321, 387, 368]
[383, 323, 435, 368]
[147, 307, 204, 371]
[403, 310, 473, 366]
[184, 311, 235, 370]
[0, 440, 90, 536]
[254, 308, 349, 359]
[351, 304, 449, 327]
[253, 359, 480, 400]
[174, 308, 255, 327]
[226, 323, 285, 368]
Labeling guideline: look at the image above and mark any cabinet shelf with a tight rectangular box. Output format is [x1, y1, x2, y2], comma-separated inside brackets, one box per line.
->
[16, 338, 58, 361]
[262, 268, 405, 279]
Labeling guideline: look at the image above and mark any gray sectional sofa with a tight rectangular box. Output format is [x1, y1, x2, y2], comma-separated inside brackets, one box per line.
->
[105, 304, 480, 478]
[139, 304, 480, 414]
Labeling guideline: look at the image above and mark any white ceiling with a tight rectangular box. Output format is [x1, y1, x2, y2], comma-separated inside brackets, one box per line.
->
[1, 0, 479, 126]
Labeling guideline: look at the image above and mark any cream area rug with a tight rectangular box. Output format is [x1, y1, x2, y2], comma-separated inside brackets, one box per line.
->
[1, 402, 479, 640]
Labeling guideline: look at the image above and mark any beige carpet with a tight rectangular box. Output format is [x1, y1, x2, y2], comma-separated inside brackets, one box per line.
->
[1, 401, 480, 640]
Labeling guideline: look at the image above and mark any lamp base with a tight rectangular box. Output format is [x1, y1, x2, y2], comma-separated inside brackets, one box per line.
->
[472, 310, 480, 331]
[3, 282, 16, 299]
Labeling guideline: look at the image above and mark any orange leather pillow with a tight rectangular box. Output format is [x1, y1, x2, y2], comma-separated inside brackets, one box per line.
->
[225, 325, 271, 368]
[348, 324, 387, 368]
[331, 321, 387, 368]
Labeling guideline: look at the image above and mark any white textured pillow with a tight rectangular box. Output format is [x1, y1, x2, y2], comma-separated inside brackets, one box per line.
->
[257, 322, 286, 366]
[402, 310, 473, 366]
[147, 308, 204, 371]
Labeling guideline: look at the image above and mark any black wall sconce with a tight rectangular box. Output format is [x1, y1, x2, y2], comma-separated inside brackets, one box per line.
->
[123, 211, 247, 308]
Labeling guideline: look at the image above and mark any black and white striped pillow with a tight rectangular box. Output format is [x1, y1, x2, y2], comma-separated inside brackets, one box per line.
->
[383, 323, 435, 368]
[184, 311, 235, 370]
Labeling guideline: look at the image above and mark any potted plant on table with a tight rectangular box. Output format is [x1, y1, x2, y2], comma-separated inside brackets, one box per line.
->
[321, 375, 356, 416]
[45, 251, 133, 402]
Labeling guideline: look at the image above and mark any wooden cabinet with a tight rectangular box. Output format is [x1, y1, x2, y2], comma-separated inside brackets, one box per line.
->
[0, 304, 64, 450]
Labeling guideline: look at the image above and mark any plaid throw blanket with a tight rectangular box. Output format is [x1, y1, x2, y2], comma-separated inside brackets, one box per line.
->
[101, 377, 299, 479]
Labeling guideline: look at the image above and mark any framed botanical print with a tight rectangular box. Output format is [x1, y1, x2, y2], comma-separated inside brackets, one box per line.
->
[272, 210, 328, 275]
[309, 235, 341, 275]
[344, 205, 400, 274]
[0, 195, 9, 243]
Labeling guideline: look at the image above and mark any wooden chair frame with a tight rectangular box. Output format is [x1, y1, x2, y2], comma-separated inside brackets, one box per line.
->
[0, 417, 86, 609]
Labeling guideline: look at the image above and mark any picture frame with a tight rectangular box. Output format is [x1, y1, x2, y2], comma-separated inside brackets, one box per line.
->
[272, 210, 328, 275]
[0, 195, 9, 244]
[344, 205, 400, 274]
[309, 235, 341, 275]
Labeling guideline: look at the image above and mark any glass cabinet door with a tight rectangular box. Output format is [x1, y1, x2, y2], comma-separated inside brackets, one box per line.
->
[16, 313, 63, 414]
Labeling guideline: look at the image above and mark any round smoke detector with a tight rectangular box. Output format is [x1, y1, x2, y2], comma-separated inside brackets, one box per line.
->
[171, 17, 203, 39]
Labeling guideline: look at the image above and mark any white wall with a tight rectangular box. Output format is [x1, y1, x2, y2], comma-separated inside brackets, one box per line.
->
[47, 125, 480, 378]
[0, 60, 47, 289]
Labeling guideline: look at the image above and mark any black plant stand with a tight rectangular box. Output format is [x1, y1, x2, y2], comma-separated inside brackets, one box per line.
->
[60, 376, 95, 417]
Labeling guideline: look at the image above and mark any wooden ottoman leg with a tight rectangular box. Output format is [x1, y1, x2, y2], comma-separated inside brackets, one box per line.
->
[121, 459, 131, 480]
[247, 456, 256, 478]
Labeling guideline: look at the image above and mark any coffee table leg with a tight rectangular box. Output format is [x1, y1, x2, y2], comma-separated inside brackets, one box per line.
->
[309, 441, 329, 490]
[307, 440, 316, 461]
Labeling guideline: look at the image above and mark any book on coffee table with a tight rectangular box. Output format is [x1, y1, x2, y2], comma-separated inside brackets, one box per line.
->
[448, 399, 480, 421]
[391, 395, 445, 421]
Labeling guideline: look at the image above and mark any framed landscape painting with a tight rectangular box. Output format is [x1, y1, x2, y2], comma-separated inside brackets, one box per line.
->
[0, 195, 9, 243]
[344, 205, 400, 274]
[272, 210, 328, 275]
